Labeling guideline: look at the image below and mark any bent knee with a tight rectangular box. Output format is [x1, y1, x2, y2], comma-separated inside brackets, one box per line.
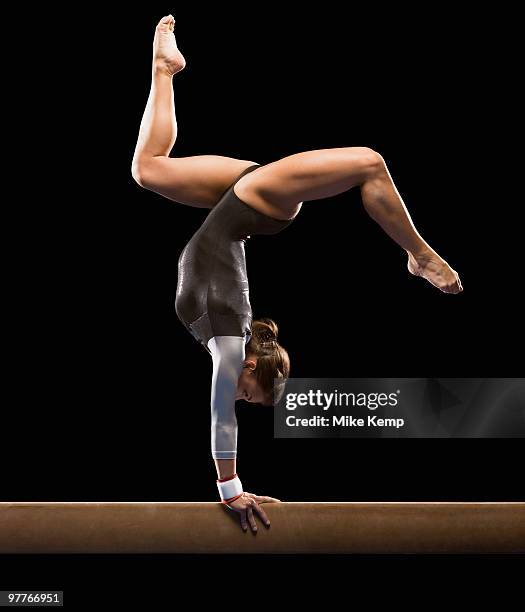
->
[131, 159, 147, 188]
[131, 157, 155, 189]
[352, 147, 386, 177]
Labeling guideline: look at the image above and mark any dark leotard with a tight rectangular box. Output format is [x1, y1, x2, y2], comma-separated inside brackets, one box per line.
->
[175, 164, 294, 355]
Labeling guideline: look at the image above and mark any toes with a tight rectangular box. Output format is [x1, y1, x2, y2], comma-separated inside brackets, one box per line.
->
[157, 14, 175, 30]
[448, 274, 463, 294]
[443, 282, 462, 294]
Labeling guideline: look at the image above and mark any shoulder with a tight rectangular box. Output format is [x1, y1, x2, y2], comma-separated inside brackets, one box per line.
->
[208, 336, 246, 361]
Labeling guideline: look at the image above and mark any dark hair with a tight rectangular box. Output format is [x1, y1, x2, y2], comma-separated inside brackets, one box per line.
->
[246, 318, 290, 406]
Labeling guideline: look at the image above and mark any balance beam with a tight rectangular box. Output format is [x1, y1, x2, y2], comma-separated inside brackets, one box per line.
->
[1, 502, 524, 554]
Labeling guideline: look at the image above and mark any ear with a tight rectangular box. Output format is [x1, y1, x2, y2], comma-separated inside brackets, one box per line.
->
[243, 358, 257, 372]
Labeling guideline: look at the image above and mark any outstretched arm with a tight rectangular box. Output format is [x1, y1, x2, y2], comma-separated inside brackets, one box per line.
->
[208, 336, 279, 532]
[208, 336, 244, 472]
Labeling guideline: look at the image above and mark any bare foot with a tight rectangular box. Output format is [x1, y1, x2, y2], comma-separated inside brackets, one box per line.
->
[153, 15, 186, 76]
[408, 251, 463, 294]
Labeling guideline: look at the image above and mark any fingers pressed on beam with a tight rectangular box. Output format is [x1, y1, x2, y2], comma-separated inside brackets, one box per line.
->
[254, 496, 281, 504]
[240, 511, 248, 532]
[247, 508, 258, 532]
[253, 504, 271, 527]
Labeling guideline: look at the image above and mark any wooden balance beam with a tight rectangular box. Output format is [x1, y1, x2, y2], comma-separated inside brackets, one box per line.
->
[1, 502, 524, 554]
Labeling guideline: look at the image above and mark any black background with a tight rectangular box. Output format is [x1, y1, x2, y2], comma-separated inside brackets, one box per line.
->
[2, 1, 522, 602]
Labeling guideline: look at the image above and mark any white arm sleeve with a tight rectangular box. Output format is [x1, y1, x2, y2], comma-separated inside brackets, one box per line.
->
[207, 335, 246, 460]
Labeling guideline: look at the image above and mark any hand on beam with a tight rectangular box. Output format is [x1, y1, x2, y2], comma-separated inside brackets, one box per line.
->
[225, 493, 281, 532]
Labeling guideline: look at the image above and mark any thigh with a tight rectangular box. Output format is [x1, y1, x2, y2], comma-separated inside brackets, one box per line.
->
[235, 147, 379, 219]
[137, 155, 259, 209]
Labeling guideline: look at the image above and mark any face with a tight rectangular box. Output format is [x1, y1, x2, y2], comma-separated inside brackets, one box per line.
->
[236, 357, 265, 404]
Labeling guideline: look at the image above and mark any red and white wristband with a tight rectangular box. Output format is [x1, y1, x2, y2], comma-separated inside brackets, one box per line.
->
[217, 473, 243, 505]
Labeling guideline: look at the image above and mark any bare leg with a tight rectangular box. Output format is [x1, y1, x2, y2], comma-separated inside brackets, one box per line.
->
[131, 15, 258, 209]
[132, 15, 185, 167]
[236, 147, 463, 294]
[359, 158, 463, 293]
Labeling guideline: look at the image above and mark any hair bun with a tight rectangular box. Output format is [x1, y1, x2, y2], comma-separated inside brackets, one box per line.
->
[258, 317, 278, 340]
[250, 318, 279, 350]
[260, 331, 276, 345]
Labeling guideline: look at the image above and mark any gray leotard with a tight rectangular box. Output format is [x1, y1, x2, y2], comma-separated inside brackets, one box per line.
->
[175, 164, 294, 354]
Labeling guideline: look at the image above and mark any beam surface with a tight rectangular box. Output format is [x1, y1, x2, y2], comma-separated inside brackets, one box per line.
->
[1, 502, 524, 554]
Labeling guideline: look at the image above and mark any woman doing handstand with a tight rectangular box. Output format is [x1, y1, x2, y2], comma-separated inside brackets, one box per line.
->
[132, 15, 463, 533]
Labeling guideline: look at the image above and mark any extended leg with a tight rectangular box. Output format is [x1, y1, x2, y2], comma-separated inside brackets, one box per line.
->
[131, 15, 257, 209]
[236, 147, 463, 293]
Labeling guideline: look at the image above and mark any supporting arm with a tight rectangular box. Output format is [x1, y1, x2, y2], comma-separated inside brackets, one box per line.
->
[207, 336, 245, 479]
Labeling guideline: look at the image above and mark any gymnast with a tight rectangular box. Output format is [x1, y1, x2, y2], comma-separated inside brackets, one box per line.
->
[132, 15, 463, 533]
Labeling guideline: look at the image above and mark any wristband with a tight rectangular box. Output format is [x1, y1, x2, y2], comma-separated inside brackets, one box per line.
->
[216, 473, 243, 502]
[222, 493, 243, 506]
